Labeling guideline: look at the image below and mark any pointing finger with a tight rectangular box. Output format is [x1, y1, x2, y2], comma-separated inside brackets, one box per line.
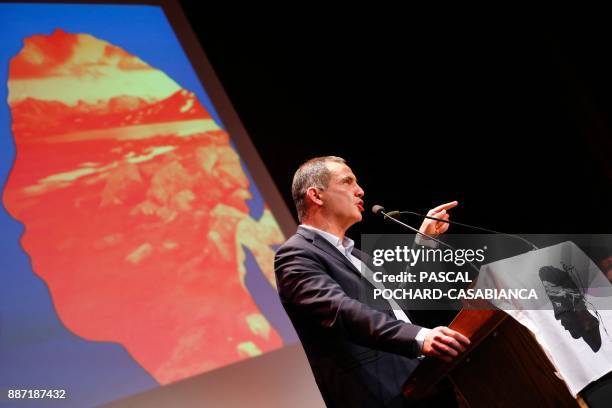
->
[431, 201, 459, 213]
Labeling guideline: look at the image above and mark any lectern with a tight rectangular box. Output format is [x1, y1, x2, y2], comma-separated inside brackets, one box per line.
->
[402, 308, 582, 407]
[403, 241, 612, 407]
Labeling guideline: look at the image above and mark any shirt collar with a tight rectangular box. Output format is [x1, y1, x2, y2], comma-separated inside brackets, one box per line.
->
[299, 224, 355, 253]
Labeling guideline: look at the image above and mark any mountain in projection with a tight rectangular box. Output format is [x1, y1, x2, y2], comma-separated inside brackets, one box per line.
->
[11, 89, 210, 138]
[4, 29, 286, 385]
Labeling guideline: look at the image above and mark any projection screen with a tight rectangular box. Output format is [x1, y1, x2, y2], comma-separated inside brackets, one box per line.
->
[0, 1, 323, 406]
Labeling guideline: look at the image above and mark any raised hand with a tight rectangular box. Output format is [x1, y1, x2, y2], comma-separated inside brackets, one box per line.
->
[419, 201, 458, 238]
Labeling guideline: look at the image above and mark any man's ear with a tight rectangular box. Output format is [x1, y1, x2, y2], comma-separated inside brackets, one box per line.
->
[306, 186, 323, 207]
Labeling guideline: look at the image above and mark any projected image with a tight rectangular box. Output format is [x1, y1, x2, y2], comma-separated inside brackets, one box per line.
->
[0, 3, 295, 405]
[5, 29, 286, 383]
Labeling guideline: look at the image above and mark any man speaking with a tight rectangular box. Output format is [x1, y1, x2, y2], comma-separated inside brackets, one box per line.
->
[274, 156, 470, 407]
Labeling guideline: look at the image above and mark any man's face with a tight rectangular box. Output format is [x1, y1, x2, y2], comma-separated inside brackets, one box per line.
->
[319, 162, 365, 228]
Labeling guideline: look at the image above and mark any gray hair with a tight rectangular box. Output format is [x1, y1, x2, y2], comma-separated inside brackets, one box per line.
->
[291, 156, 346, 222]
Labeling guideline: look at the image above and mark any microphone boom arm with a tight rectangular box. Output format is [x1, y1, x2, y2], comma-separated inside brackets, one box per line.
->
[395, 210, 538, 251]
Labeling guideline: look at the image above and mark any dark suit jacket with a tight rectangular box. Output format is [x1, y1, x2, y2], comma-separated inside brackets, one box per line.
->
[274, 226, 423, 407]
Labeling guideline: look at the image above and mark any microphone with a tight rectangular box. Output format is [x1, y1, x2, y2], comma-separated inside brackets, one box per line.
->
[372, 205, 401, 220]
[371, 205, 386, 216]
[371, 205, 452, 249]
[393, 209, 538, 251]
[372, 204, 482, 276]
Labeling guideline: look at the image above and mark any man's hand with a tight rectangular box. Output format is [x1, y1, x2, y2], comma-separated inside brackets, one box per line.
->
[419, 201, 458, 238]
[422, 326, 470, 363]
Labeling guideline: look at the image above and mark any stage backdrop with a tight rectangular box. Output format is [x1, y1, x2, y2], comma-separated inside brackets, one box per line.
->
[0, 2, 306, 407]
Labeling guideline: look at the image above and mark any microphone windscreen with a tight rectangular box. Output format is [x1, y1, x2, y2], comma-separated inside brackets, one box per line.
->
[371, 205, 385, 215]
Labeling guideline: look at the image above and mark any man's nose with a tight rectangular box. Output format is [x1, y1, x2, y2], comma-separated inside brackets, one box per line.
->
[355, 184, 364, 198]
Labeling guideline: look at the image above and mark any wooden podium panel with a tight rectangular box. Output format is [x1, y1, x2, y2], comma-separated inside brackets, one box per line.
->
[403, 310, 580, 408]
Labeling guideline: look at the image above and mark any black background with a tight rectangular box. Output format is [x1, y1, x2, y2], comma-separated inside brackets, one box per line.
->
[177, 7, 612, 239]
[173, 9, 612, 396]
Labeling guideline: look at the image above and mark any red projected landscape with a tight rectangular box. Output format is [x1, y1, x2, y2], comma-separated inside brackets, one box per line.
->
[4, 29, 285, 384]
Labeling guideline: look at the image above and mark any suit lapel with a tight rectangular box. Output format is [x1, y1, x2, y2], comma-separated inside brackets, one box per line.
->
[297, 226, 363, 278]
[351, 248, 375, 270]
[296, 227, 400, 318]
